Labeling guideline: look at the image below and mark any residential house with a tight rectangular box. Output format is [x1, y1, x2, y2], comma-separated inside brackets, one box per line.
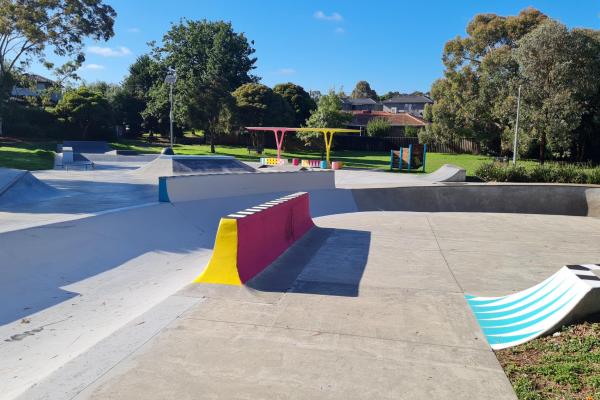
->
[346, 110, 427, 136]
[341, 97, 380, 112]
[381, 95, 433, 117]
[11, 74, 61, 103]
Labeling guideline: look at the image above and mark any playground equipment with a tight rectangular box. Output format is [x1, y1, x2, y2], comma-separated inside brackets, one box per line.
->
[195, 192, 315, 285]
[245, 127, 360, 164]
[466, 264, 600, 350]
[293, 128, 360, 164]
[301, 159, 323, 168]
[390, 144, 427, 172]
[260, 157, 286, 166]
[331, 161, 343, 170]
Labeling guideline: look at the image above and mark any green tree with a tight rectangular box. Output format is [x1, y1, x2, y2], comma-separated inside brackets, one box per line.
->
[146, 19, 257, 152]
[232, 83, 294, 127]
[120, 55, 162, 136]
[515, 21, 600, 163]
[366, 117, 391, 137]
[273, 82, 316, 126]
[53, 87, 113, 138]
[300, 90, 352, 151]
[0, 0, 116, 136]
[351, 80, 378, 100]
[429, 8, 547, 153]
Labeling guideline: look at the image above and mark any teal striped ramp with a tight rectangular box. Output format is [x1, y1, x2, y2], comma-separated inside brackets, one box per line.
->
[466, 264, 600, 350]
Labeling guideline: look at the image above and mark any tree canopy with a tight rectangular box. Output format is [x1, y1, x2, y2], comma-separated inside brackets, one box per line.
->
[299, 90, 352, 149]
[232, 83, 294, 127]
[0, 0, 116, 135]
[273, 82, 316, 126]
[53, 87, 113, 138]
[351, 80, 378, 100]
[425, 7, 600, 161]
[146, 19, 258, 151]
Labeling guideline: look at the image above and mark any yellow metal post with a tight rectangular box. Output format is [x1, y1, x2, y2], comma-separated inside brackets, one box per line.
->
[323, 130, 334, 163]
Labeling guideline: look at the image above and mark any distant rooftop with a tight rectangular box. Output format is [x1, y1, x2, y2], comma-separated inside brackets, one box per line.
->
[23, 73, 55, 85]
[348, 111, 427, 127]
[342, 97, 378, 105]
[382, 95, 433, 104]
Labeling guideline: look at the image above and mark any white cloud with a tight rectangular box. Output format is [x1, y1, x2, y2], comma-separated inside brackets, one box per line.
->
[314, 11, 343, 21]
[83, 63, 105, 70]
[87, 46, 132, 57]
[335, 27, 346, 34]
[277, 68, 296, 75]
[127, 28, 141, 33]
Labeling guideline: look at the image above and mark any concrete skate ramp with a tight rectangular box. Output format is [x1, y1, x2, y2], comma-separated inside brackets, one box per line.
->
[134, 155, 255, 178]
[0, 168, 61, 207]
[420, 163, 466, 182]
[63, 141, 111, 154]
[352, 184, 600, 217]
[159, 170, 335, 203]
[466, 264, 600, 349]
[334, 164, 466, 188]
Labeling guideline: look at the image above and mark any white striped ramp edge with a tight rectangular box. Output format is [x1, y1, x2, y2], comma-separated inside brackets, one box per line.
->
[226, 192, 307, 219]
[465, 264, 600, 350]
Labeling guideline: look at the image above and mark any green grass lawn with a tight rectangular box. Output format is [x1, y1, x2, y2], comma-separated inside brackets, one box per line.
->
[496, 321, 600, 400]
[111, 139, 497, 176]
[0, 141, 55, 170]
[0, 137, 562, 177]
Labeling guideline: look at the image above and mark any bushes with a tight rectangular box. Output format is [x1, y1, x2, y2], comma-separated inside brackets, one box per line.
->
[366, 117, 391, 137]
[475, 162, 600, 184]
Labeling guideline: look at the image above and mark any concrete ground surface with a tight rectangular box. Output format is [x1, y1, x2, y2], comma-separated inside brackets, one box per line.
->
[2, 156, 600, 400]
[16, 211, 600, 400]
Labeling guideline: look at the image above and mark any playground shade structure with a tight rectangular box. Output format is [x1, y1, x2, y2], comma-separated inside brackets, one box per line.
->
[245, 127, 360, 163]
[466, 264, 600, 349]
[195, 192, 315, 285]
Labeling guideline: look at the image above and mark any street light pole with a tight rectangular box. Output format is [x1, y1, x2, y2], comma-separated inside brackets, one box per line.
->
[169, 82, 174, 148]
[164, 70, 177, 151]
[512, 85, 521, 165]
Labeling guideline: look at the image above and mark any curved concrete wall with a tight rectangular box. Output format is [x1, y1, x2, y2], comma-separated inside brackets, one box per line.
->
[351, 184, 600, 217]
[159, 170, 335, 203]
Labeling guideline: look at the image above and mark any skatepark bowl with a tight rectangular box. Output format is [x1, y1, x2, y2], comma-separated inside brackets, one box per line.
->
[0, 156, 599, 400]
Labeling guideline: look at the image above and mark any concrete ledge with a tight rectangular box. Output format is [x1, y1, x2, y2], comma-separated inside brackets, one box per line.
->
[352, 184, 600, 217]
[159, 170, 335, 203]
[195, 192, 315, 285]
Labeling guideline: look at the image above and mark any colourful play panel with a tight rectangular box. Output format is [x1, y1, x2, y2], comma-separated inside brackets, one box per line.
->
[390, 144, 427, 172]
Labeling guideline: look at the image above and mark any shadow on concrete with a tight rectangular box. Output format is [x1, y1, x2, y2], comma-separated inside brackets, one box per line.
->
[0, 203, 210, 326]
[0, 179, 156, 214]
[247, 227, 371, 297]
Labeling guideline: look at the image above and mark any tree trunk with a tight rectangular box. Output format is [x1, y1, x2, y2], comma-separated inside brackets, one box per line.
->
[539, 132, 546, 165]
[83, 123, 89, 139]
[0, 115, 3, 137]
[209, 131, 215, 153]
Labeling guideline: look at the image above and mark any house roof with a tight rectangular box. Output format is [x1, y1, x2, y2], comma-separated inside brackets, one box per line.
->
[342, 97, 378, 105]
[382, 95, 433, 104]
[348, 111, 427, 127]
[23, 73, 55, 85]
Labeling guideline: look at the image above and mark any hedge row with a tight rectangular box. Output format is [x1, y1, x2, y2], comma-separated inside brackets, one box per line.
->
[475, 162, 600, 185]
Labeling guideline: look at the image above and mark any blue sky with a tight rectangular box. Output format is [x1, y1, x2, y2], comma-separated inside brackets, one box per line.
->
[32, 0, 600, 94]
